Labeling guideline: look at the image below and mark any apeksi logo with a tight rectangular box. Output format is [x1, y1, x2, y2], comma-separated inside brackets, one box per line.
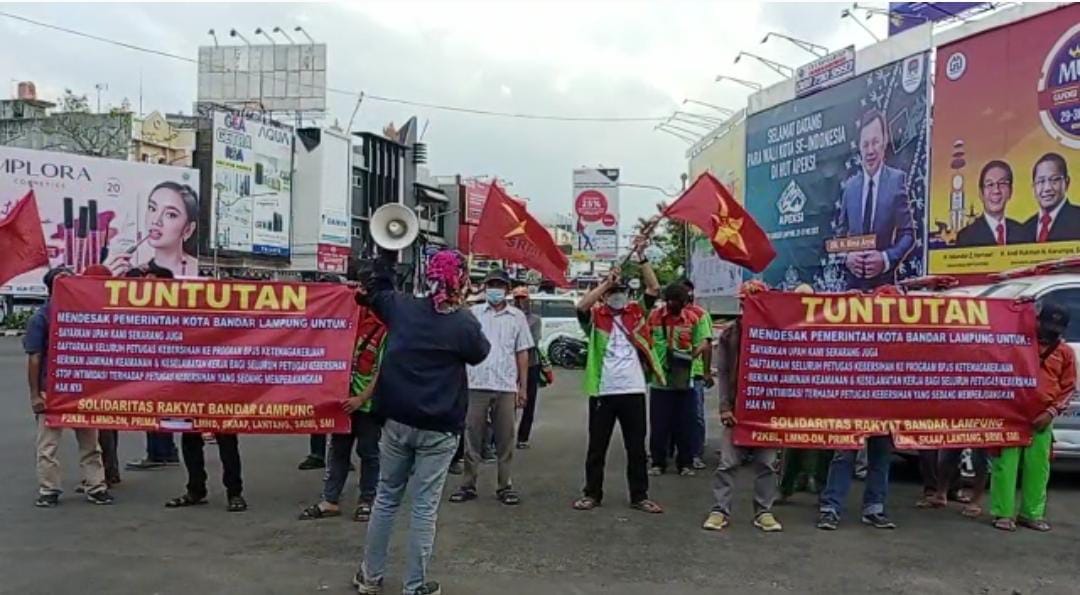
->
[1038, 22, 1080, 149]
[777, 180, 806, 225]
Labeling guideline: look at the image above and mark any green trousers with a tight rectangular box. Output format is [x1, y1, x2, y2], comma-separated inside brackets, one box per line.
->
[989, 426, 1052, 520]
[779, 449, 832, 497]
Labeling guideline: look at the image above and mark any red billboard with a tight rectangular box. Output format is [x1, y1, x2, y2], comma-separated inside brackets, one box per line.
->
[734, 291, 1039, 449]
[45, 277, 357, 434]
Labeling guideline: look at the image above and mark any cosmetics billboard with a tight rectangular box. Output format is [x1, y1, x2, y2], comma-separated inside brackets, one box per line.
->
[211, 111, 294, 258]
[0, 146, 201, 296]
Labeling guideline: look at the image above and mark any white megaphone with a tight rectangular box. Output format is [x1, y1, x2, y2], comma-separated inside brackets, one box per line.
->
[370, 203, 420, 251]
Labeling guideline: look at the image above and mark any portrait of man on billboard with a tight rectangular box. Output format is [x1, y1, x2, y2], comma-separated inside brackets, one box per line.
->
[1022, 152, 1078, 243]
[835, 109, 916, 288]
[956, 160, 1024, 247]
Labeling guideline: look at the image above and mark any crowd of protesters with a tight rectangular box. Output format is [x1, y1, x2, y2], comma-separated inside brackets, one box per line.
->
[22, 244, 1076, 595]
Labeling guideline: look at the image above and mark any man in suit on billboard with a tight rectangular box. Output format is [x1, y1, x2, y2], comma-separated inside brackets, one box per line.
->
[1022, 153, 1079, 243]
[836, 109, 916, 288]
[956, 160, 1024, 247]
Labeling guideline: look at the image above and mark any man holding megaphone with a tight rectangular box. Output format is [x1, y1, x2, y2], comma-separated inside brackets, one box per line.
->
[354, 205, 492, 595]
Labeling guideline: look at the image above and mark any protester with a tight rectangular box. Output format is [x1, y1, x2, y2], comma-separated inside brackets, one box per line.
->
[647, 281, 710, 477]
[990, 302, 1075, 532]
[680, 279, 713, 470]
[80, 264, 122, 486]
[514, 286, 544, 449]
[25, 266, 114, 507]
[298, 435, 328, 470]
[778, 449, 831, 502]
[917, 449, 989, 518]
[571, 257, 664, 514]
[450, 270, 532, 506]
[353, 248, 490, 595]
[703, 280, 781, 532]
[123, 265, 181, 471]
[299, 303, 385, 522]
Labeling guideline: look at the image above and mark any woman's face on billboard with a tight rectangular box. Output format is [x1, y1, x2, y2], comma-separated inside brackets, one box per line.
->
[146, 187, 195, 250]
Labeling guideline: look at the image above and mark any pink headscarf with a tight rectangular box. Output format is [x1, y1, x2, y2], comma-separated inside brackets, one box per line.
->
[426, 249, 467, 310]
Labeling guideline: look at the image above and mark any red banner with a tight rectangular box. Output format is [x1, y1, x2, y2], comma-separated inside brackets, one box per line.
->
[45, 277, 358, 434]
[733, 292, 1040, 450]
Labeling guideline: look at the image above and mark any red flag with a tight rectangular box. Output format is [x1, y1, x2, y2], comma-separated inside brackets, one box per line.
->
[663, 172, 776, 273]
[471, 182, 570, 286]
[0, 191, 49, 287]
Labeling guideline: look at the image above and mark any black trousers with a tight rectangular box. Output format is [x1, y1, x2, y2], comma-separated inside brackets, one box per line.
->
[98, 430, 119, 483]
[649, 387, 695, 471]
[584, 393, 648, 504]
[309, 434, 327, 460]
[516, 365, 542, 443]
[181, 433, 242, 499]
[919, 448, 989, 495]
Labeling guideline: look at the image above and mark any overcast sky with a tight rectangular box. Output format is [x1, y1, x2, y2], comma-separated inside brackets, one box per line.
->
[0, 1, 889, 227]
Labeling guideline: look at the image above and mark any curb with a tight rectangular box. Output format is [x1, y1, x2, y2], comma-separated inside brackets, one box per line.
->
[1, 329, 25, 337]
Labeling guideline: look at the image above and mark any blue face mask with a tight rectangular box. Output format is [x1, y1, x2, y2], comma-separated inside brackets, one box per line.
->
[485, 288, 507, 304]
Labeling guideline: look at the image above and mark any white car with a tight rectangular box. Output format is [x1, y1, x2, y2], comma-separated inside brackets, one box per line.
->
[970, 270, 1080, 461]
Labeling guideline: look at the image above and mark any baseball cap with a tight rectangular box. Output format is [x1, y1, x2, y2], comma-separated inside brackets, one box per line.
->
[483, 269, 512, 285]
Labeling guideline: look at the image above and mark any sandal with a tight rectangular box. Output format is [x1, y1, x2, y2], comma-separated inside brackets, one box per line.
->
[992, 517, 1016, 532]
[955, 489, 974, 504]
[353, 501, 372, 522]
[1017, 517, 1051, 532]
[496, 488, 521, 506]
[915, 495, 945, 509]
[298, 503, 340, 520]
[165, 493, 207, 508]
[227, 495, 248, 512]
[630, 499, 664, 514]
[448, 487, 477, 503]
[961, 503, 983, 518]
[572, 497, 599, 511]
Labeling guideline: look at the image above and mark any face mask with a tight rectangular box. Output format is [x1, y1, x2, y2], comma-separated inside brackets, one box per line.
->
[1036, 327, 1062, 346]
[606, 293, 628, 311]
[485, 288, 506, 304]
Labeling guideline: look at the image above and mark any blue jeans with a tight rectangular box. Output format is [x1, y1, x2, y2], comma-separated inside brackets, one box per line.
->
[692, 379, 706, 459]
[360, 420, 458, 595]
[819, 436, 893, 517]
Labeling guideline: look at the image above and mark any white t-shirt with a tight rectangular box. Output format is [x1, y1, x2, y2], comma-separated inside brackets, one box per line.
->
[598, 321, 646, 396]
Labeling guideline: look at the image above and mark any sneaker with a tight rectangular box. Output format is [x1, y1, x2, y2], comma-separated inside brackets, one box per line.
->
[35, 493, 60, 508]
[648, 466, 664, 476]
[678, 468, 696, 477]
[86, 490, 115, 505]
[516, 441, 530, 450]
[482, 454, 497, 464]
[691, 457, 707, 470]
[125, 458, 166, 470]
[702, 511, 729, 531]
[413, 581, 441, 595]
[352, 570, 383, 594]
[448, 460, 464, 475]
[861, 512, 896, 529]
[816, 511, 840, 531]
[753, 512, 783, 532]
[297, 455, 325, 470]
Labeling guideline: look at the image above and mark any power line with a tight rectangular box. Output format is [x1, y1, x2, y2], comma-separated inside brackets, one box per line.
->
[0, 10, 668, 123]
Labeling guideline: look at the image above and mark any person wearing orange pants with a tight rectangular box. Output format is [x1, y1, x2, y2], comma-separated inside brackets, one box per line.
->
[990, 302, 1075, 532]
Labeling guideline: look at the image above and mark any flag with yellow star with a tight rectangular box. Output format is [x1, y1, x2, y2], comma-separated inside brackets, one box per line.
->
[664, 172, 776, 273]
[472, 182, 570, 286]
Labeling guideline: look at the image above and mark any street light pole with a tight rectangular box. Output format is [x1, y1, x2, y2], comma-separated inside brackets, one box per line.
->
[682, 99, 734, 116]
[761, 32, 829, 57]
[734, 51, 794, 78]
[715, 75, 764, 91]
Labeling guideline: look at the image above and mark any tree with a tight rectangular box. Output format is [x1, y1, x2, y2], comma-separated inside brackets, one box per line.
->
[58, 89, 90, 113]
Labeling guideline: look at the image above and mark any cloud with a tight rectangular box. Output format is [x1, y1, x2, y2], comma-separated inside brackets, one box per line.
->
[0, 1, 888, 234]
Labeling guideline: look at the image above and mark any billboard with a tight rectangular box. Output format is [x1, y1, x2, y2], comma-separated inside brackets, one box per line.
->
[745, 53, 929, 292]
[688, 116, 747, 298]
[198, 44, 327, 113]
[573, 168, 620, 260]
[795, 45, 856, 98]
[887, 3, 992, 36]
[211, 111, 294, 258]
[464, 178, 488, 225]
[927, 5, 1080, 275]
[0, 147, 200, 296]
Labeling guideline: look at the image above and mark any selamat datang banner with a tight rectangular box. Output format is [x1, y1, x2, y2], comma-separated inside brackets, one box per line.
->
[45, 277, 357, 434]
[733, 291, 1039, 450]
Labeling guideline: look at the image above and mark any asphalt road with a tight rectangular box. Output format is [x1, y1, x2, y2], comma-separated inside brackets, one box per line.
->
[0, 335, 1078, 595]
